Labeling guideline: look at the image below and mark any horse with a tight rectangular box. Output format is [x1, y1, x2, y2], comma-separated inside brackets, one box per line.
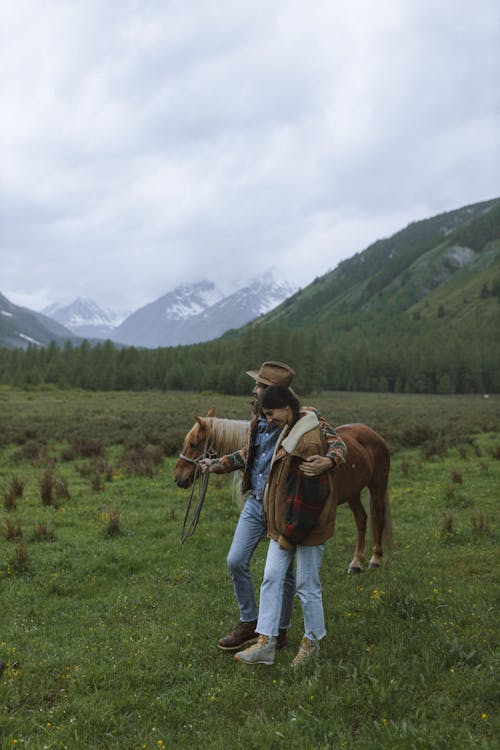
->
[173, 408, 392, 572]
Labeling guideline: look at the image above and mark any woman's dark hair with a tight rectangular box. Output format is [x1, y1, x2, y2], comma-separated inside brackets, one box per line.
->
[261, 385, 301, 425]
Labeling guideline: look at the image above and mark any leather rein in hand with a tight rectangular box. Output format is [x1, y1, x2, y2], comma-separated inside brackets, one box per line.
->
[179, 443, 217, 544]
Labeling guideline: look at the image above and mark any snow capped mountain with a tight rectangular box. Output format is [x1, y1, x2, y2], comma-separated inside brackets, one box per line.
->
[42, 297, 129, 340]
[113, 275, 299, 348]
[39, 274, 299, 348]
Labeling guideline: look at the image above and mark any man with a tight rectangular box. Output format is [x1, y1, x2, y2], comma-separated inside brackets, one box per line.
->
[200, 360, 347, 651]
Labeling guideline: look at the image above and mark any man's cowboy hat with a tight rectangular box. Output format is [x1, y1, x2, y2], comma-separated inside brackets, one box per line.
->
[246, 361, 295, 388]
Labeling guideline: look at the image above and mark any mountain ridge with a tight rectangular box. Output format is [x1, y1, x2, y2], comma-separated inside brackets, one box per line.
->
[0, 292, 81, 349]
[245, 197, 499, 330]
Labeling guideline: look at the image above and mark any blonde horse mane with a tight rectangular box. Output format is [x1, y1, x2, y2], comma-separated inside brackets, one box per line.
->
[202, 417, 249, 455]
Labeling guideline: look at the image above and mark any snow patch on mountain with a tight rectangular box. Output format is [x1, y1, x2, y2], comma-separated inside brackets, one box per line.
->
[162, 282, 225, 320]
[42, 297, 130, 339]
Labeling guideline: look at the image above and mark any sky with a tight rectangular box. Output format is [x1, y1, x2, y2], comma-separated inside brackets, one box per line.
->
[1, 0, 499, 313]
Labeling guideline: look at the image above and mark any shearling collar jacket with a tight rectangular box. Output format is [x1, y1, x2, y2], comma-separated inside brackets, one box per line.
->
[263, 412, 337, 546]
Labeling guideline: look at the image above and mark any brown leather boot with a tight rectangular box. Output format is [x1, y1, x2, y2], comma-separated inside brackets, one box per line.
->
[217, 620, 258, 651]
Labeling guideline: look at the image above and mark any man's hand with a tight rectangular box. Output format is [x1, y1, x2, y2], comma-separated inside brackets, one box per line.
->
[299, 455, 334, 476]
[198, 458, 213, 474]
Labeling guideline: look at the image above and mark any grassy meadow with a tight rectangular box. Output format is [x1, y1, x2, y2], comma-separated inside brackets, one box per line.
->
[0, 387, 499, 749]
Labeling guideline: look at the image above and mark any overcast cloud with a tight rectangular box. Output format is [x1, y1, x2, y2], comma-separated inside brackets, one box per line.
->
[1, 0, 499, 312]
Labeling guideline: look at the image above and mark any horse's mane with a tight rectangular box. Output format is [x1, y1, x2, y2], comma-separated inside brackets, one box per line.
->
[204, 417, 249, 456]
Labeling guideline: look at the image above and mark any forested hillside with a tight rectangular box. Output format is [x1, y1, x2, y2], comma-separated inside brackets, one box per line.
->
[0, 198, 498, 394]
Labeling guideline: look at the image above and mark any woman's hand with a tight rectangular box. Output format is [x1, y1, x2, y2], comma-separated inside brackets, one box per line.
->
[278, 535, 296, 552]
[299, 455, 334, 476]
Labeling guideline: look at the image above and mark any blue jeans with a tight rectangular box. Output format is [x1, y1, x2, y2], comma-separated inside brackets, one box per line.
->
[257, 539, 326, 642]
[227, 495, 295, 628]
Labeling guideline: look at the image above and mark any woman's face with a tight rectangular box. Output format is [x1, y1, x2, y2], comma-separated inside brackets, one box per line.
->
[262, 405, 292, 428]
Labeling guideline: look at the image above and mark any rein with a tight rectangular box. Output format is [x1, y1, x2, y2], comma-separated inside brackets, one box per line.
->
[179, 442, 217, 544]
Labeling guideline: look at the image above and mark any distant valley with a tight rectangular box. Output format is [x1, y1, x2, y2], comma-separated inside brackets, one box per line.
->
[1, 197, 498, 396]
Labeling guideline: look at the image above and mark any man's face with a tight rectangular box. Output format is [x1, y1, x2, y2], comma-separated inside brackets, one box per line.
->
[252, 381, 267, 401]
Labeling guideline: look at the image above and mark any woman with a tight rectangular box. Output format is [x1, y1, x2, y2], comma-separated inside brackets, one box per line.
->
[235, 385, 336, 667]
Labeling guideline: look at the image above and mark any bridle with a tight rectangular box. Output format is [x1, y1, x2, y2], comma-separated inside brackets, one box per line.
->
[179, 440, 218, 544]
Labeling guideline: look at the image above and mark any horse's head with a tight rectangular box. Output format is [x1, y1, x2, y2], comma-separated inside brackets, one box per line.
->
[173, 408, 216, 488]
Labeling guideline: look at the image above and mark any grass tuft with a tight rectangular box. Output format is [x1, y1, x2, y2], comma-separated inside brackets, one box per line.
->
[39, 468, 58, 508]
[3, 474, 25, 510]
[102, 503, 122, 536]
[12, 540, 28, 569]
[32, 518, 56, 542]
[1, 516, 23, 541]
[470, 513, 491, 536]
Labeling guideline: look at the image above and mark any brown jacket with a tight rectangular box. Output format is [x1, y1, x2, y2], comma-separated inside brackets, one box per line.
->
[264, 411, 337, 546]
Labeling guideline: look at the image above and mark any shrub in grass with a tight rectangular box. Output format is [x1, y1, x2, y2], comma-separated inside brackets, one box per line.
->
[60, 445, 78, 461]
[13, 439, 49, 465]
[87, 457, 113, 491]
[55, 476, 71, 501]
[444, 482, 456, 501]
[99, 458, 113, 482]
[162, 430, 186, 457]
[457, 445, 470, 460]
[437, 512, 459, 542]
[442, 511, 454, 533]
[470, 513, 491, 536]
[39, 468, 59, 508]
[32, 518, 56, 541]
[3, 474, 25, 510]
[91, 468, 105, 492]
[421, 437, 449, 461]
[489, 445, 500, 460]
[103, 503, 122, 536]
[120, 446, 155, 477]
[400, 460, 410, 477]
[1, 517, 23, 541]
[399, 423, 434, 448]
[71, 437, 104, 458]
[471, 442, 482, 457]
[3, 491, 18, 512]
[77, 457, 110, 478]
[12, 540, 28, 569]
[149, 444, 166, 466]
[444, 482, 472, 508]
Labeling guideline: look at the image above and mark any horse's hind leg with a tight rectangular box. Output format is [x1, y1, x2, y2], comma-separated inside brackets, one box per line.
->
[368, 488, 390, 569]
[347, 495, 367, 574]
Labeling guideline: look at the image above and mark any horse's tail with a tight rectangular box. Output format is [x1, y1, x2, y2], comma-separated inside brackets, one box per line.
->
[370, 489, 393, 556]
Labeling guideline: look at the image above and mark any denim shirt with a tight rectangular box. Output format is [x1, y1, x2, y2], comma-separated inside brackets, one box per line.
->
[250, 417, 281, 501]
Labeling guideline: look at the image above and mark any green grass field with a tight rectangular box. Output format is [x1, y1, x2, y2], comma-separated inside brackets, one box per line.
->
[0, 389, 499, 749]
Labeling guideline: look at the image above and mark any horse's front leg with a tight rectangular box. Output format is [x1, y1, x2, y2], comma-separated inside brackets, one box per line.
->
[347, 495, 367, 574]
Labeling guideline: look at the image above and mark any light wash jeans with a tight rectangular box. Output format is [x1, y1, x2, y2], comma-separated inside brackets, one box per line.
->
[227, 495, 295, 628]
[257, 538, 326, 642]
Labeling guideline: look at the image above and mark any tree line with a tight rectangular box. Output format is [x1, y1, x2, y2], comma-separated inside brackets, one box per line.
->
[0, 315, 497, 394]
